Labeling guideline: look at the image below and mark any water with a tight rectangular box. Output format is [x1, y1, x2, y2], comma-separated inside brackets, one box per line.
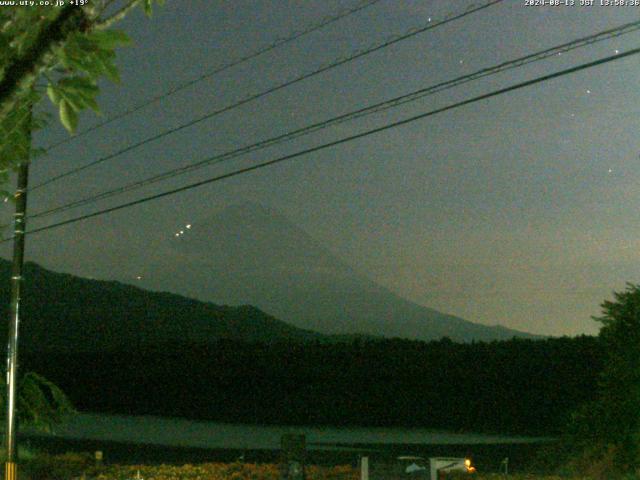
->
[25, 413, 551, 450]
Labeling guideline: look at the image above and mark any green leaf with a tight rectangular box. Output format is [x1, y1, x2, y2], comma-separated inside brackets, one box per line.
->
[143, 0, 153, 16]
[90, 30, 131, 49]
[59, 77, 99, 101]
[142, 0, 164, 16]
[58, 76, 97, 91]
[0, 190, 12, 204]
[103, 61, 120, 83]
[93, 51, 120, 83]
[81, 94, 100, 112]
[59, 99, 78, 133]
[46, 84, 60, 105]
[57, 89, 82, 112]
[53, 77, 101, 113]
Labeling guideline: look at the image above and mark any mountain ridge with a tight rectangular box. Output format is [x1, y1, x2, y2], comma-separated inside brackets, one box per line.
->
[0, 203, 540, 347]
[0, 259, 331, 352]
[145, 202, 540, 342]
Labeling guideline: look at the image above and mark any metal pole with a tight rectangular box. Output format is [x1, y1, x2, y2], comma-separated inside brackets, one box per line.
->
[4, 109, 30, 480]
[360, 456, 369, 480]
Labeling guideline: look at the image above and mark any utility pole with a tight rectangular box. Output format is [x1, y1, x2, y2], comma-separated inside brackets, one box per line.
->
[4, 104, 31, 480]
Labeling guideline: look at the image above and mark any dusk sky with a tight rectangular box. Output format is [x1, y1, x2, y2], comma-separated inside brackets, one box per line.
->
[2, 0, 640, 337]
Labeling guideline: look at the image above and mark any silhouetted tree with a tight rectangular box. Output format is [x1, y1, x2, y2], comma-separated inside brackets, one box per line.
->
[0, 372, 74, 433]
[567, 284, 640, 476]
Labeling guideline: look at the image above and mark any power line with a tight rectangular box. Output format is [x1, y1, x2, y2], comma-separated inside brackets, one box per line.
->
[11, 45, 640, 242]
[30, 0, 503, 192]
[41, 0, 386, 152]
[29, 18, 640, 220]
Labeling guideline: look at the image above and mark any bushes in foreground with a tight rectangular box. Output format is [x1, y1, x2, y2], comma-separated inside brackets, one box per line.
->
[19, 455, 358, 480]
[18, 452, 640, 480]
[94, 463, 357, 480]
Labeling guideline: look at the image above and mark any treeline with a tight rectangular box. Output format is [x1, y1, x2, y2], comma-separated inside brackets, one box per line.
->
[22, 335, 602, 435]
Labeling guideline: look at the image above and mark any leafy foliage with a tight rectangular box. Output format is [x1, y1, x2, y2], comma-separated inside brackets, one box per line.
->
[564, 284, 640, 478]
[21, 458, 356, 480]
[0, 0, 164, 435]
[0, 371, 75, 433]
[17, 372, 75, 432]
[0, 0, 164, 184]
[0, 93, 32, 198]
[21, 452, 94, 480]
[22, 335, 602, 436]
[143, 0, 165, 16]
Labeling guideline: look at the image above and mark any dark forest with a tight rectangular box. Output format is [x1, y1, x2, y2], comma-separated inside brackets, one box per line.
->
[23, 335, 601, 435]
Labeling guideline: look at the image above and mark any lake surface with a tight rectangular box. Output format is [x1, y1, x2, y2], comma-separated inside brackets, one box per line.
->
[26, 413, 551, 450]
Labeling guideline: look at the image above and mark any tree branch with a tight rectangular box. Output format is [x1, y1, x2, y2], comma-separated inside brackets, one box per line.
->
[94, 0, 140, 30]
[0, 5, 89, 120]
[91, 0, 121, 23]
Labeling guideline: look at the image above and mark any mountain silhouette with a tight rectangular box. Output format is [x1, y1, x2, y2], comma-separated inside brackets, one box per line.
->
[144, 202, 538, 342]
[0, 259, 326, 352]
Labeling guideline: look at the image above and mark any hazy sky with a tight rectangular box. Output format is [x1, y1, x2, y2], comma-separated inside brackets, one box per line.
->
[3, 0, 640, 337]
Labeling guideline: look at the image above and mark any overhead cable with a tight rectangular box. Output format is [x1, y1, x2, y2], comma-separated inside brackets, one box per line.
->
[11, 45, 640, 242]
[29, 18, 640, 220]
[31, 0, 503, 191]
[41, 0, 386, 152]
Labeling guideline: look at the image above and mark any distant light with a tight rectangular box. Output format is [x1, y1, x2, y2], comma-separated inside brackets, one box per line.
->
[465, 458, 476, 472]
[136, 276, 142, 280]
[615, 49, 620, 54]
[180, 230, 184, 234]
[186, 224, 192, 229]
[586, 89, 591, 94]
[427, 17, 431, 22]
[175, 233, 179, 237]
[608, 168, 613, 174]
